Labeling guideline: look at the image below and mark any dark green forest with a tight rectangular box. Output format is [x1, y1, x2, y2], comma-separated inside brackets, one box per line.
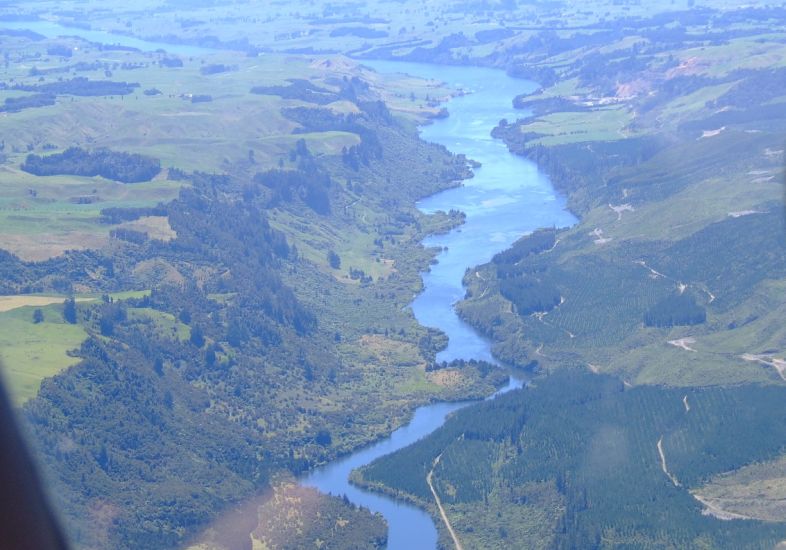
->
[0, 92, 55, 112]
[22, 147, 161, 183]
[1, 69, 479, 549]
[10, 76, 140, 96]
[359, 371, 786, 549]
[1, 2, 785, 549]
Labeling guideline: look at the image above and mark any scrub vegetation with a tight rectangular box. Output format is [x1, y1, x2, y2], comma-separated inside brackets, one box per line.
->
[0, 0, 783, 549]
[341, 2, 786, 547]
[0, 18, 495, 550]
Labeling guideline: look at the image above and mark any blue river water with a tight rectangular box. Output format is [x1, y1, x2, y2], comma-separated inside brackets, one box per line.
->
[0, 21, 576, 548]
[301, 61, 576, 549]
[372, 61, 577, 364]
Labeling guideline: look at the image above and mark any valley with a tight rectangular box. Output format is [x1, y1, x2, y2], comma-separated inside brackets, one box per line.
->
[0, 1, 784, 549]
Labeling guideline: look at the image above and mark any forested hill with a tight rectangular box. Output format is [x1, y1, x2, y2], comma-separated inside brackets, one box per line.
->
[354, 5, 786, 548]
[0, 2, 785, 549]
[457, 7, 786, 388]
[22, 172, 320, 548]
[0, 54, 499, 548]
[357, 370, 786, 549]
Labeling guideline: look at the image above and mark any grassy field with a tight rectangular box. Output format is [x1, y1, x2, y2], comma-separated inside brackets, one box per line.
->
[0, 33, 444, 262]
[127, 307, 190, 341]
[0, 303, 87, 404]
[0, 290, 153, 403]
[0, 294, 91, 312]
[518, 105, 634, 146]
[0, 168, 183, 260]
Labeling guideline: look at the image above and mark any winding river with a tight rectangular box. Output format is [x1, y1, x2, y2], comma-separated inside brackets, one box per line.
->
[301, 61, 575, 549]
[0, 21, 576, 548]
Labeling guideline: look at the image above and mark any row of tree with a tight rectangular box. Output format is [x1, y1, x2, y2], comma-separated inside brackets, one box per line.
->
[22, 147, 161, 183]
[12, 76, 139, 96]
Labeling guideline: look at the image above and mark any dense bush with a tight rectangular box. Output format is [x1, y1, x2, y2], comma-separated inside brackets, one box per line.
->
[159, 57, 183, 68]
[14, 76, 139, 96]
[199, 63, 234, 75]
[0, 93, 56, 112]
[254, 157, 332, 215]
[22, 147, 161, 183]
[644, 292, 706, 327]
[100, 204, 168, 224]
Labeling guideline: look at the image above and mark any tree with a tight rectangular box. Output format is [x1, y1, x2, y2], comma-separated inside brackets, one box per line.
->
[327, 250, 341, 269]
[226, 319, 248, 347]
[63, 297, 77, 324]
[99, 315, 114, 336]
[205, 346, 217, 366]
[179, 309, 192, 324]
[153, 357, 164, 377]
[96, 444, 109, 471]
[316, 429, 332, 446]
[190, 325, 205, 348]
[32, 309, 44, 324]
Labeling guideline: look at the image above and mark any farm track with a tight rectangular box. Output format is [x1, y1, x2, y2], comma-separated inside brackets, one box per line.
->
[427, 454, 463, 550]
[657, 436, 680, 487]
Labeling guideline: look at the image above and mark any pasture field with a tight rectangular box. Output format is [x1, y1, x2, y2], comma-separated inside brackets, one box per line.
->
[0, 2, 783, 548]
[0, 303, 87, 404]
[517, 105, 634, 146]
[0, 33, 444, 262]
[0, 290, 153, 403]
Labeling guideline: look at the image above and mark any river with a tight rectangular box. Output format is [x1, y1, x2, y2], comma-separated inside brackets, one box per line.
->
[0, 21, 576, 548]
[301, 60, 575, 549]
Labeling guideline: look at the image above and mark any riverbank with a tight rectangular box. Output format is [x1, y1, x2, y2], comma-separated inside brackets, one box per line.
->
[298, 60, 574, 550]
[0, 24, 524, 549]
[0, 19, 573, 549]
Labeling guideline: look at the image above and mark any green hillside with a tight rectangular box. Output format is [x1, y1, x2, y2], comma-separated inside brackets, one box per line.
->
[0, 1, 783, 549]
[357, 371, 786, 549]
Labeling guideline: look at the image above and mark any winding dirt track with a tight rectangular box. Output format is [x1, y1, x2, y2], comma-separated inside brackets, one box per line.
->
[692, 493, 754, 521]
[427, 454, 463, 550]
[658, 436, 681, 487]
[741, 353, 786, 381]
